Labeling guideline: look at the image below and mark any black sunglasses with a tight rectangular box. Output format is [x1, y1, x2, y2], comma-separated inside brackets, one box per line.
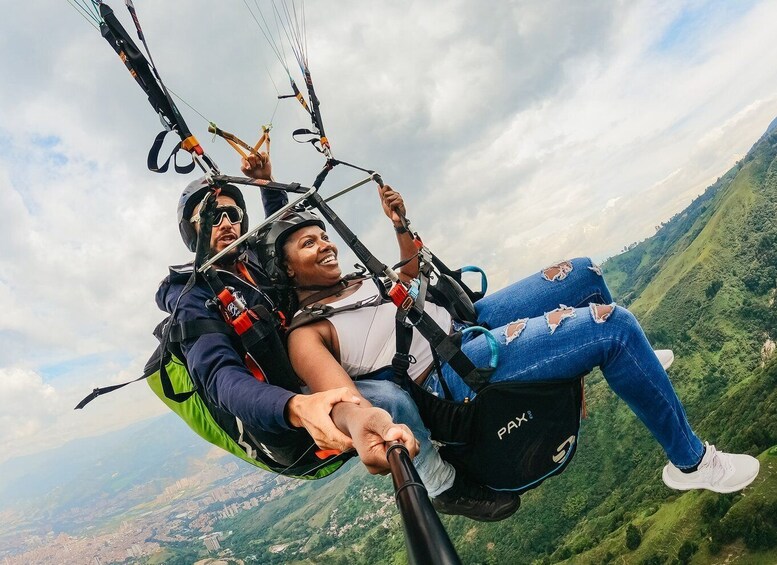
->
[191, 205, 244, 226]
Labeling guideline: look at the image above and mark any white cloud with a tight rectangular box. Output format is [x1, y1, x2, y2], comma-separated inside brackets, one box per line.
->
[0, 368, 59, 443]
[0, 357, 166, 464]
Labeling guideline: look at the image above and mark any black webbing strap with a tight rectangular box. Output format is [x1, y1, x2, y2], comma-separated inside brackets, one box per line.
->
[163, 317, 237, 402]
[147, 130, 196, 174]
[400, 304, 493, 392]
[243, 323, 301, 393]
[289, 294, 387, 332]
[155, 194, 219, 404]
[249, 303, 280, 325]
[74, 317, 228, 410]
[99, 3, 201, 176]
[292, 128, 325, 153]
[430, 253, 483, 302]
[392, 318, 415, 382]
[415, 263, 431, 312]
[391, 321, 455, 400]
[328, 158, 375, 176]
[99, 4, 178, 128]
[431, 350, 455, 400]
[199, 266, 301, 393]
[74, 372, 152, 410]
[239, 315, 276, 351]
[169, 318, 231, 343]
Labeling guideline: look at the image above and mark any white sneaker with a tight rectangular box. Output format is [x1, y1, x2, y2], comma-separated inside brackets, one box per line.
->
[655, 349, 674, 370]
[662, 442, 760, 493]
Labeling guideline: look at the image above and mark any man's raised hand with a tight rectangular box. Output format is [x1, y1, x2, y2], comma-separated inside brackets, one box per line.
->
[241, 152, 273, 181]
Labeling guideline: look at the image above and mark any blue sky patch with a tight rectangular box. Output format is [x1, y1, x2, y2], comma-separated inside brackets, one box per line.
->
[32, 134, 69, 167]
[653, 1, 758, 56]
[30, 134, 62, 149]
[38, 351, 134, 383]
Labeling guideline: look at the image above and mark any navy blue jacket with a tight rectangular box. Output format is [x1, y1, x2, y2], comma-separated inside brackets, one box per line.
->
[155, 187, 293, 433]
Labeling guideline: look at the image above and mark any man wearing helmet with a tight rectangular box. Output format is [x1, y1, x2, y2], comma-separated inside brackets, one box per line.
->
[156, 155, 419, 472]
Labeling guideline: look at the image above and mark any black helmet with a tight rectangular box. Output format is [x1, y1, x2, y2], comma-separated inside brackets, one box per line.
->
[177, 178, 249, 252]
[254, 209, 325, 284]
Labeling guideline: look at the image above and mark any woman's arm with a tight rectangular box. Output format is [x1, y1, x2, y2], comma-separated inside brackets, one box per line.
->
[288, 322, 419, 473]
[378, 185, 419, 281]
[288, 321, 367, 400]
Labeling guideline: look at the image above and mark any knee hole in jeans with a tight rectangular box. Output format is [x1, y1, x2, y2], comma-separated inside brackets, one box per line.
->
[504, 318, 529, 344]
[545, 305, 576, 334]
[541, 260, 574, 282]
[590, 302, 616, 323]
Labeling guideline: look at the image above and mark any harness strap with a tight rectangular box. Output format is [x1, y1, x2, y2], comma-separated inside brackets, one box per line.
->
[430, 254, 485, 302]
[169, 318, 231, 343]
[392, 317, 414, 382]
[147, 130, 196, 174]
[74, 372, 152, 410]
[74, 316, 232, 410]
[289, 293, 388, 332]
[296, 280, 351, 310]
[431, 349, 455, 400]
[201, 267, 301, 393]
[244, 327, 300, 391]
[400, 306, 493, 391]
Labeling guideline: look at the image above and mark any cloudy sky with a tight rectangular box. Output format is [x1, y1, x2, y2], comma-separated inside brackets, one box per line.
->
[1, 0, 777, 464]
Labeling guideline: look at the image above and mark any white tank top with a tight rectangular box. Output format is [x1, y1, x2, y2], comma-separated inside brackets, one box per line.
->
[309, 280, 452, 381]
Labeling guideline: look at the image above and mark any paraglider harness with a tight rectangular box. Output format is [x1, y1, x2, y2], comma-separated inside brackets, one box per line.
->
[284, 182, 585, 493]
[77, 188, 353, 479]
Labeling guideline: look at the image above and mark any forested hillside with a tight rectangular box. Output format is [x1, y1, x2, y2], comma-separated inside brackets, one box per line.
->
[152, 121, 777, 565]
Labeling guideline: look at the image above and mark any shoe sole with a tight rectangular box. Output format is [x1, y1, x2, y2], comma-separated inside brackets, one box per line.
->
[661, 464, 760, 494]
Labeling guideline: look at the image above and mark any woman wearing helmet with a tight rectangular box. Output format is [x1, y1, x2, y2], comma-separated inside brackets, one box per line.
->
[263, 183, 759, 517]
[258, 191, 522, 522]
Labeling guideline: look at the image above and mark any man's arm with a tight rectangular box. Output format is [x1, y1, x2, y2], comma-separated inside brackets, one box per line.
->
[241, 153, 289, 217]
[184, 331, 295, 432]
[173, 283, 358, 449]
[183, 331, 361, 451]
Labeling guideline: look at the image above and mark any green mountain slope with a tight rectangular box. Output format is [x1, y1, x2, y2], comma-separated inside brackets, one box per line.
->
[147, 121, 777, 565]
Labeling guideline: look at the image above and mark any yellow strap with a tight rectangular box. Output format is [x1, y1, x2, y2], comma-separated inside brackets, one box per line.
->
[252, 131, 268, 153]
[295, 91, 310, 112]
[226, 138, 247, 159]
[208, 124, 255, 158]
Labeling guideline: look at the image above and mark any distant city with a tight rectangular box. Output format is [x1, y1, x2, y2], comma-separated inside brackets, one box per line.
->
[2, 457, 304, 564]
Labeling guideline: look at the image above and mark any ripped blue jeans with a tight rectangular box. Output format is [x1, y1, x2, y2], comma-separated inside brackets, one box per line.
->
[423, 257, 705, 469]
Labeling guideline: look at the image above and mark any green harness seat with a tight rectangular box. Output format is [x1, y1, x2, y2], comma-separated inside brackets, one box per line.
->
[143, 320, 352, 480]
